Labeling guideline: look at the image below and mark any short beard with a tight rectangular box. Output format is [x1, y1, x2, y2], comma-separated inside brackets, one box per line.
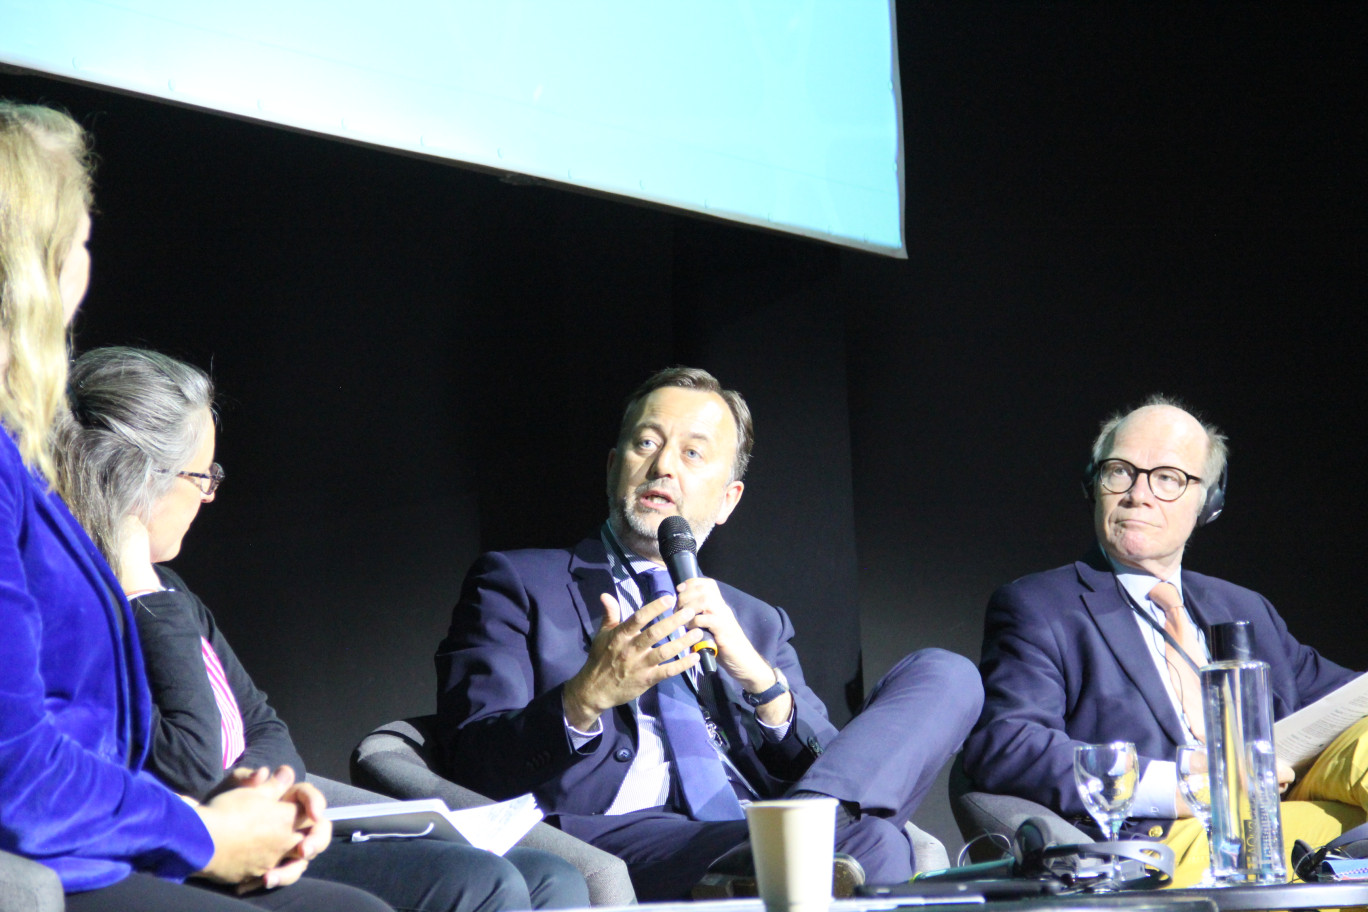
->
[607, 494, 714, 562]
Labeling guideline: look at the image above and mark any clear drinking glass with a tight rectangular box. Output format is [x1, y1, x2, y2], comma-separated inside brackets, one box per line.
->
[1074, 741, 1139, 888]
[1176, 743, 1217, 886]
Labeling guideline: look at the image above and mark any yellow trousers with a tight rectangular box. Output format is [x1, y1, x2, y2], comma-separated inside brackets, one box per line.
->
[1164, 715, 1368, 887]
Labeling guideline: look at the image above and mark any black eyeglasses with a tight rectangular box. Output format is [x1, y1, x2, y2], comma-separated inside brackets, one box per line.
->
[176, 462, 225, 496]
[1096, 458, 1201, 502]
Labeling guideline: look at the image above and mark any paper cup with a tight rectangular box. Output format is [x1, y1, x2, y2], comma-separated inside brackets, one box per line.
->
[745, 798, 837, 912]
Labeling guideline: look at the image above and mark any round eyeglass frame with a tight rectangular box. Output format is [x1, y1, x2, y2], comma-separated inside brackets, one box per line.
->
[1096, 458, 1200, 502]
[176, 462, 225, 496]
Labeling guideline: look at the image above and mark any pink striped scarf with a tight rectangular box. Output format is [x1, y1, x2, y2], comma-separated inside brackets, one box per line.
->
[199, 636, 246, 769]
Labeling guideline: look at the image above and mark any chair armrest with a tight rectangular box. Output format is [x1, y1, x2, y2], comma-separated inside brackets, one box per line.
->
[956, 790, 1092, 847]
[351, 716, 636, 906]
[350, 717, 496, 811]
[306, 773, 391, 808]
[948, 754, 1092, 863]
[0, 849, 63, 912]
[903, 821, 950, 872]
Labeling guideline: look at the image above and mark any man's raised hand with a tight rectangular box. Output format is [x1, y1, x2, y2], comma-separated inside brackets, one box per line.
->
[561, 591, 702, 731]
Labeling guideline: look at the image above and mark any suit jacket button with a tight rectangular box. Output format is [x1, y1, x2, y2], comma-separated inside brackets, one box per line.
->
[1147, 825, 1163, 838]
[614, 748, 633, 762]
[807, 738, 824, 756]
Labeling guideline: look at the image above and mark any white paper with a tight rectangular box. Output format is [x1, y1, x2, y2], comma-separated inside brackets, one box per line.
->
[326, 794, 542, 856]
[1275, 673, 1368, 771]
[446, 793, 544, 857]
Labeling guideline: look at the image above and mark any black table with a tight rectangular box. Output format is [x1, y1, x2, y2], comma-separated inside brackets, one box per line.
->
[915, 882, 1368, 912]
[601, 882, 1368, 912]
[1166, 882, 1368, 910]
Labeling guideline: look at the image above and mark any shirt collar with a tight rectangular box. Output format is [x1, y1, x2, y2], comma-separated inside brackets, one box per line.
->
[1103, 547, 1184, 608]
[600, 521, 662, 585]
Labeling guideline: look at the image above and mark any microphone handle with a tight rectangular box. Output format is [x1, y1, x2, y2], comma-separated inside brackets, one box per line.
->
[665, 550, 701, 583]
[663, 550, 720, 672]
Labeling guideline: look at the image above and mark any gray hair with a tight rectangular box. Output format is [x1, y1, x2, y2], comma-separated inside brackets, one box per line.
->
[56, 347, 214, 572]
[1090, 393, 1229, 488]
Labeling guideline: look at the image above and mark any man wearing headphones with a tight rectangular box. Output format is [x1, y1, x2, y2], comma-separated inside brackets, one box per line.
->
[962, 396, 1368, 885]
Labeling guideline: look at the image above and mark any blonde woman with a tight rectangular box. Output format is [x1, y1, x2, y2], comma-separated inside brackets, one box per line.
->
[0, 100, 390, 912]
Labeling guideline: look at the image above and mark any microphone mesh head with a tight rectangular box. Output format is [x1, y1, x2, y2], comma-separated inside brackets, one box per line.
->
[657, 515, 697, 557]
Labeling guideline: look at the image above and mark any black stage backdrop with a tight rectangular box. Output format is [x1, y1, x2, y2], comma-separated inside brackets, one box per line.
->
[3, 1, 1363, 857]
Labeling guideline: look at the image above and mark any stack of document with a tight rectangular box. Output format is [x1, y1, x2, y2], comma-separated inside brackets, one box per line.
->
[1275, 674, 1368, 773]
[325, 793, 542, 857]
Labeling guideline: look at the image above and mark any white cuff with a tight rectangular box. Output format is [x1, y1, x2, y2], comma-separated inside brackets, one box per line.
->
[566, 716, 603, 752]
[756, 704, 794, 742]
[1133, 758, 1178, 819]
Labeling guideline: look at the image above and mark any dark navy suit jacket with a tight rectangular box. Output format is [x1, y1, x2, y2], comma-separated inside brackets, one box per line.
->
[962, 547, 1358, 837]
[434, 537, 839, 816]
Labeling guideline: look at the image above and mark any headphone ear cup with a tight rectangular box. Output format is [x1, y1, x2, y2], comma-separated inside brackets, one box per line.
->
[1196, 463, 1228, 527]
[1013, 817, 1050, 874]
[1082, 462, 1097, 503]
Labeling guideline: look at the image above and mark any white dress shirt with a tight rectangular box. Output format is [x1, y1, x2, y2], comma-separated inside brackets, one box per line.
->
[1108, 556, 1210, 819]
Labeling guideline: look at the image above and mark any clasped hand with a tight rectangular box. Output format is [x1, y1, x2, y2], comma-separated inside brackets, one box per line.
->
[194, 765, 332, 892]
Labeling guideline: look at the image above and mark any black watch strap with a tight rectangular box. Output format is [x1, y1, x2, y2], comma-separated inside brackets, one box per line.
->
[743, 666, 789, 706]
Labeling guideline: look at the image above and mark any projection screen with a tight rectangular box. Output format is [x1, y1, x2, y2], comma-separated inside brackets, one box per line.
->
[0, 1, 905, 256]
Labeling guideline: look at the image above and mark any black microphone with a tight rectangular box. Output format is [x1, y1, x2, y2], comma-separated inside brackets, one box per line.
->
[658, 515, 718, 674]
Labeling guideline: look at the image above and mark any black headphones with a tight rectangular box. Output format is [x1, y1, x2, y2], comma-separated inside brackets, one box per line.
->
[1014, 816, 1174, 890]
[1083, 459, 1227, 527]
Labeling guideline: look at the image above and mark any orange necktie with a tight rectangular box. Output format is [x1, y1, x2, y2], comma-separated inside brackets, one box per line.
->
[1149, 580, 1206, 742]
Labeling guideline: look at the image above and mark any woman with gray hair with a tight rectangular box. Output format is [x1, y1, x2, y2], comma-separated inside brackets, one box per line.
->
[58, 345, 588, 912]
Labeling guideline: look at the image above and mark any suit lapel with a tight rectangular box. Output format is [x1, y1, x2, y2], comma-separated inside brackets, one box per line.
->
[1178, 573, 1233, 637]
[1076, 554, 1190, 746]
[568, 537, 614, 642]
[566, 535, 659, 735]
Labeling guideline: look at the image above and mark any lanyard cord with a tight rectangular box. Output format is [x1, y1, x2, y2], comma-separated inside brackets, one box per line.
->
[1113, 576, 1205, 676]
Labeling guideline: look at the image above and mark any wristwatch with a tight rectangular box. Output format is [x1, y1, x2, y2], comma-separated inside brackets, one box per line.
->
[743, 665, 790, 707]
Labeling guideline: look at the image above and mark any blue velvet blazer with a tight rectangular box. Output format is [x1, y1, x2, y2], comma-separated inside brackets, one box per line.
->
[0, 430, 213, 891]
